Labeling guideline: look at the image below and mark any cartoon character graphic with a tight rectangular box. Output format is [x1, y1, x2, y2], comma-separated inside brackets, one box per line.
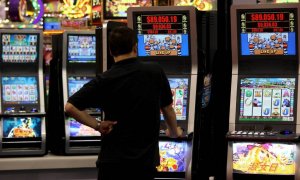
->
[7, 118, 36, 138]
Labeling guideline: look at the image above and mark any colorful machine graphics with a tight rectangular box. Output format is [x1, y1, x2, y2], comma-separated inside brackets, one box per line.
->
[67, 35, 96, 63]
[104, 0, 152, 18]
[241, 32, 296, 55]
[161, 78, 189, 121]
[2, 77, 38, 104]
[157, 141, 188, 172]
[68, 76, 93, 97]
[138, 34, 189, 56]
[68, 117, 101, 137]
[1, 34, 38, 63]
[43, 17, 61, 30]
[232, 142, 296, 175]
[239, 78, 295, 122]
[174, 0, 217, 11]
[3, 117, 41, 138]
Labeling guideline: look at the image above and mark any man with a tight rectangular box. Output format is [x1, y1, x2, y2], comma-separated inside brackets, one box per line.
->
[65, 27, 182, 180]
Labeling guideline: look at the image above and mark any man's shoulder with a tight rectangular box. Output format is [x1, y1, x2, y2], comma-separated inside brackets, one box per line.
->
[139, 61, 163, 72]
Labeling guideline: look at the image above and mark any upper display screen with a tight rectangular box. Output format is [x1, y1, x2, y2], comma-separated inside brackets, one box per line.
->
[135, 13, 190, 57]
[1, 34, 38, 63]
[2, 77, 39, 105]
[67, 35, 96, 63]
[239, 78, 296, 122]
[238, 9, 297, 56]
[68, 76, 93, 97]
[161, 78, 189, 121]
[233, 142, 296, 175]
[104, 0, 152, 19]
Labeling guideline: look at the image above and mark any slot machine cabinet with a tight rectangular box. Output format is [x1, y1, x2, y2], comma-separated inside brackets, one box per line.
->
[0, 29, 46, 157]
[226, 3, 300, 180]
[127, 6, 206, 180]
[48, 30, 102, 155]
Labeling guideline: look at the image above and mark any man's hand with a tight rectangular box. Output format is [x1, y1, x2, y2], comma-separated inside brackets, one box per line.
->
[165, 126, 183, 138]
[98, 121, 117, 135]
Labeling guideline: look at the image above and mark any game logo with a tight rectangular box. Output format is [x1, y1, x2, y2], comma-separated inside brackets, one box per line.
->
[239, 78, 295, 122]
[1, 34, 38, 63]
[2, 77, 39, 104]
[3, 117, 42, 138]
[161, 78, 189, 121]
[233, 142, 296, 175]
[157, 141, 188, 172]
[68, 76, 93, 97]
[68, 117, 101, 137]
[174, 0, 217, 11]
[67, 35, 96, 63]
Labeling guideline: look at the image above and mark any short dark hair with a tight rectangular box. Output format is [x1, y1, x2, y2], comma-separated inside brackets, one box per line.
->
[109, 26, 137, 57]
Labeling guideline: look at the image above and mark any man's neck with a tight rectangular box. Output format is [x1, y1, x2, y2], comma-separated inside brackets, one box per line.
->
[114, 52, 136, 63]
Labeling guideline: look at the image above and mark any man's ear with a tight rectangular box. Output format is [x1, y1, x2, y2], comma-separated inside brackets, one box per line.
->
[133, 44, 137, 53]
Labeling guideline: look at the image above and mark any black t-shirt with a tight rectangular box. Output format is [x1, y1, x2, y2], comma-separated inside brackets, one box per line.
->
[68, 57, 173, 167]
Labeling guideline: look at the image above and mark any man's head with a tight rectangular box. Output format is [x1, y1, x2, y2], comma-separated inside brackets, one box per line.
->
[109, 26, 137, 58]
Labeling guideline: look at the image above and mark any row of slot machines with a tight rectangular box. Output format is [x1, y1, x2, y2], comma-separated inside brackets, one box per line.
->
[226, 3, 300, 180]
[0, 6, 218, 179]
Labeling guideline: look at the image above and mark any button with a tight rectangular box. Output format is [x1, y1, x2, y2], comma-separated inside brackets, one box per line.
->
[230, 131, 237, 135]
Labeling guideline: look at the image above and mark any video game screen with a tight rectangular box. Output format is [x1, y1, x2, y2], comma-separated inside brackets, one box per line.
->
[68, 76, 93, 97]
[3, 117, 42, 138]
[239, 78, 296, 122]
[135, 13, 190, 57]
[161, 78, 189, 121]
[2, 77, 39, 104]
[104, 0, 152, 19]
[157, 141, 188, 172]
[68, 117, 101, 137]
[1, 33, 39, 63]
[67, 35, 96, 63]
[232, 142, 296, 175]
[238, 9, 297, 56]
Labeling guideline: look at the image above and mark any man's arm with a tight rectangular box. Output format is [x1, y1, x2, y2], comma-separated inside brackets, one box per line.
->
[65, 102, 116, 135]
[161, 103, 183, 138]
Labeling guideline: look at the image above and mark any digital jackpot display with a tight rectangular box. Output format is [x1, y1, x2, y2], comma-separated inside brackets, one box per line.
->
[232, 142, 296, 175]
[135, 12, 190, 56]
[238, 9, 297, 56]
[239, 78, 296, 122]
[1, 34, 38, 63]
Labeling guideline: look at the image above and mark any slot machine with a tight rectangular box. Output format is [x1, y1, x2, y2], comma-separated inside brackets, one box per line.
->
[48, 29, 102, 155]
[127, 6, 205, 179]
[226, 3, 300, 180]
[0, 29, 46, 156]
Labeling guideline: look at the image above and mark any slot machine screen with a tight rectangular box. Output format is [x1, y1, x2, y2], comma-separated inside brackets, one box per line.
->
[67, 34, 96, 63]
[238, 9, 297, 56]
[104, 0, 152, 19]
[232, 142, 296, 175]
[157, 141, 188, 172]
[238, 78, 296, 122]
[134, 12, 190, 57]
[1, 33, 39, 63]
[3, 117, 42, 138]
[68, 117, 101, 137]
[161, 78, 189, 121]
[68, 76, 93, 97]
[2, 77, 39, 105]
